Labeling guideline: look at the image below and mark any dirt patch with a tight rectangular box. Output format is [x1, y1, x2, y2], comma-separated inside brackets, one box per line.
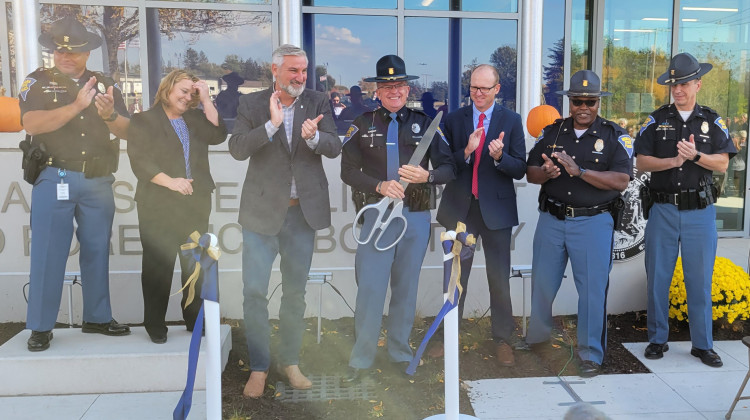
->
[1, 313, 746, 419]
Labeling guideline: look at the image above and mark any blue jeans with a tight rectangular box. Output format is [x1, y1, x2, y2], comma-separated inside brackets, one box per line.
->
[241, 205, 315, 372]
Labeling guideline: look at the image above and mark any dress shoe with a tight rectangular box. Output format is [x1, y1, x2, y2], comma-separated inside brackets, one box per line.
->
[342, 367, 365, 384]
[644, 342, 669, 359]
[81, 319, 131, 336]
[691, 347, 723, 367]
[149, 332, 167, 344]
[427, 342, 444, 358]
[579, 360, 601, 378]
[27, 330, 53, 352]
[496, 342, 515, 367]
[243, 370, 268, 398]
[281, 364, 312, 390]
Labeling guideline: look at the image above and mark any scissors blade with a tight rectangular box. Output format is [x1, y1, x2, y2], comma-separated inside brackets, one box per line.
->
[399, 110, 443, 189]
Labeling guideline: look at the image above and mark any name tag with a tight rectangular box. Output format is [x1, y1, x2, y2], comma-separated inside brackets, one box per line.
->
[57, 182, 69, 200]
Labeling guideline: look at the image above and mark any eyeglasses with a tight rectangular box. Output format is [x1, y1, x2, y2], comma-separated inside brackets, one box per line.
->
[571, 98, 599, 107]
[469, 85, 497, 94]
[378, 83, 409, 92]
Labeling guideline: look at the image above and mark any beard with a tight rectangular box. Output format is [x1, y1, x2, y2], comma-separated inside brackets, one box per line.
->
[279, 80, 305, 98]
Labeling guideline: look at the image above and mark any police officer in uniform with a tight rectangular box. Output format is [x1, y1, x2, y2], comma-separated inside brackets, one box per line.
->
[20, 16, 131, 352]
[340, 55, 455, 382]
[635, 53, 735, 367]
[525, 70, 633, 377]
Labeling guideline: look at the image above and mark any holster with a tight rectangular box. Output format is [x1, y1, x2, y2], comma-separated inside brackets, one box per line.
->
[404, 183, 434, 211]
[639, 184, 654, 220]
[351, 188, 382, 225]
[610, 192, 628, 231]
[19, 135, 48, 185]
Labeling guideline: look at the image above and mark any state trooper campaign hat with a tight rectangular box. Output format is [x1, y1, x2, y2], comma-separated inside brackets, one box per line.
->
[38, 16, 102, 53]
[556, 70, 612, 97]
[364, 55, 419, 83]
[657, 52, 712, 86]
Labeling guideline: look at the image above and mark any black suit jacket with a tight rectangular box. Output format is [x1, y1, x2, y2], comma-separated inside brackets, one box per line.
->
[437, 104, 527, 230]
[127, 105, 227, 204]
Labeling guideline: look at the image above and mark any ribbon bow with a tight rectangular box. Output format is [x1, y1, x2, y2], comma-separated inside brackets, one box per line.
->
[173, 232, 221, 420]
[406, 223, 475, 375]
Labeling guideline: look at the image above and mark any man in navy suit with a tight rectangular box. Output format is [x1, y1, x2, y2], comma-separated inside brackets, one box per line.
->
[433, 64, 527, 366]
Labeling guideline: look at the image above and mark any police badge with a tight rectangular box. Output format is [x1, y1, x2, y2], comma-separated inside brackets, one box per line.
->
[97, 82, 106, 93]
[412, 123, 420, 133]
[701, 121, 709, 134]
[595, 139, 604, 152]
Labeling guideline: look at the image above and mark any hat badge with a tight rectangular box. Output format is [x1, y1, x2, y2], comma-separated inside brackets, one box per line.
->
[388, 68, 394, 75]
[671, 69, 675, 75]
[63, 35, 69, 42]
[583, 80, 588, 87]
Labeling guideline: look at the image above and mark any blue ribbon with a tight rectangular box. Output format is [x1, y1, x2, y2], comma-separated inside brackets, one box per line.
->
[406, 225, 475, 375]
[173, 232, 220, 420]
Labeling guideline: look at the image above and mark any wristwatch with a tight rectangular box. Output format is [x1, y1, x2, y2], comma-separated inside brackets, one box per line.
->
[577, 167, 587, 178]
[427, 170, 435, 183]
[103, 111, 118, 122]
[693, 151, 702, 162]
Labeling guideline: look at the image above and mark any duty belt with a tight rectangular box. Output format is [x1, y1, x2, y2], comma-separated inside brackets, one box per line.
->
[653, 189, 715, 210]
[49, 157, 114, 178]
[543, 198, 612, 219]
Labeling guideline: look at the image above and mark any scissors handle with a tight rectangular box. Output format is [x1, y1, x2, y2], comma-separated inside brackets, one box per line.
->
[352, 197, 392, 245]
[374, 201, 408, 252]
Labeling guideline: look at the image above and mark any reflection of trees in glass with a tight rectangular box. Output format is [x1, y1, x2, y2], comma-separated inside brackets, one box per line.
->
[315, 65, 336, 91]
[601, 37, 670, 123]
[223, 54, 272, 85]
[692, 48, 748, 123]
[543, 39, 565, 112]
[489, 45, 517, 111]
[430, 81, 448, 102]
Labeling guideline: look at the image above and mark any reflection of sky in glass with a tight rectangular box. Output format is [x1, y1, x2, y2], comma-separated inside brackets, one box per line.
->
[542, 0, 565, 111]
[404, 17, 448, 87]
[313, 14, 396, 88]
[404, 0, 448, 11]
[311, 0, 396, 9]
[604, 0, 672, 53]
[462, 19, 517, 65]
[461, 0, 518, 13]
[158, 10, 272, 70]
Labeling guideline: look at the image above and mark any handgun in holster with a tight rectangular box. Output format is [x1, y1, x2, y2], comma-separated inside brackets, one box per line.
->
[404, 183, 434, 211]
[19, 135, 49, 185]
[639, 184, 654, 220]
[610, 191, 629, 231]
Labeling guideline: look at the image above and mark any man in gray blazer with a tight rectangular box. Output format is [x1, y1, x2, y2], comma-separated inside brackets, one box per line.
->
[228, 44, 342, 398]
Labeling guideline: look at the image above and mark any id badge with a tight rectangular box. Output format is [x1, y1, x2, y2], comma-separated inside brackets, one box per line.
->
[57, 168, 69, 200]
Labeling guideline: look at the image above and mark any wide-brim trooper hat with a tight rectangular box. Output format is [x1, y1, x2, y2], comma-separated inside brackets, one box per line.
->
[364, 55, 419, 83]
[556, 70, 612, 97]
[38, 16, 102, 53]
[657, 52, 712, 85]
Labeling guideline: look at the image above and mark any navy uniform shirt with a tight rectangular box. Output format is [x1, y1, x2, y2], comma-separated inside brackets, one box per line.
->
[634, 103, 736, 193]
[528, 116, 634, 207]
[19, 67, 129, 161]
[341, 106, 455, 197]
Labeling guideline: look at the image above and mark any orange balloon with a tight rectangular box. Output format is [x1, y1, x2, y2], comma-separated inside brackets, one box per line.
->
[0, 97, 23, 132]
[526, 104, 561, 138]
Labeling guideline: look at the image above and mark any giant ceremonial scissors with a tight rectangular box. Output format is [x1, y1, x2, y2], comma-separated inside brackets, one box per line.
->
[352, 111, 443, 252]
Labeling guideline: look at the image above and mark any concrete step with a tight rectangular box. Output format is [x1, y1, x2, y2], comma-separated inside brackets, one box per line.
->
[0, 325, 232, 396]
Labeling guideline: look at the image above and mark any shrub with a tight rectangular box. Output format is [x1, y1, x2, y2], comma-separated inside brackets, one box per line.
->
[669, 256, 750, 329]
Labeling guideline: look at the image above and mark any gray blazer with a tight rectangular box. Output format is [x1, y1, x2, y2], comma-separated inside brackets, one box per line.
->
[229, 88, 341, 235]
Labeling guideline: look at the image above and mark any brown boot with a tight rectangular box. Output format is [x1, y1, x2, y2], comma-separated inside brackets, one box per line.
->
[243, 370, 268, 398]
[496, 342, 515, 367]
[282, 365, 312, 390]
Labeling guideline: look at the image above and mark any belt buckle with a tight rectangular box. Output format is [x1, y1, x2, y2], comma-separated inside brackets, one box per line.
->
[670, 194, 679, 206]
[565, 206, 574, 218]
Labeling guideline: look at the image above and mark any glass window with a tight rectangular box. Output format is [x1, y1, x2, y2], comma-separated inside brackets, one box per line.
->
[570, 0, 591, 75]
[601, 0, 672, 134]
[461, 19, 518, 111]
[156, 8, 272, 104]
[404, 0, 449, 11]
[461, 0, 517, 13]
[161, 0, 270, 3]
[404, 17, 449, 116]
[679, 0, 750, 231]
[36, 5, 140, 110]
[305, 0, 397, 9]
[542, 0, 566, 113]
[311, 13, 396, 134]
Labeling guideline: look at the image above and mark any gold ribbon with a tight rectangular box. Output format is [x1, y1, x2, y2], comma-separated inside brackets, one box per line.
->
[173, 231, 221, 309]
[440, 222, 475, 305]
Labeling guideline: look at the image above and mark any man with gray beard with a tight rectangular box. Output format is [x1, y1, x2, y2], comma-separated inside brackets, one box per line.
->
[229, 44, 341, 398]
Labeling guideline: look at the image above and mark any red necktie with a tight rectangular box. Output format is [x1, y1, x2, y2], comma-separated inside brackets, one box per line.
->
[471, 113, 486, 199]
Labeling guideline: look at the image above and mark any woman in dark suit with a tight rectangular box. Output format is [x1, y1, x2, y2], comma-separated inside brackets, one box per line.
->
[128, 70, 227, 343]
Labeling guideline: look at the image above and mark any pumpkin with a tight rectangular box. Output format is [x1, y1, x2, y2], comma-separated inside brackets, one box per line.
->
[0, 96, 23, 132]
[526, 104, 561, 138]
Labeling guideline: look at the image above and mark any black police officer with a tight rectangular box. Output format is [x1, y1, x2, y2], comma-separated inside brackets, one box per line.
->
[20, 16, 131, 352]
[634, 52, 736, 367]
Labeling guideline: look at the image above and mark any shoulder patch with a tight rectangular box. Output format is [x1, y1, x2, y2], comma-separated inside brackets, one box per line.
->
[343, 124, 359, 145]
[535, 130, 544, 144]
[436, 126, 448, 145]
[113, 83, 121, 91]
[19, 77, 36, 101]
[618, 134, 634, 158]
[639, 115, 655, 136]
[715, 117, 729, 140]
